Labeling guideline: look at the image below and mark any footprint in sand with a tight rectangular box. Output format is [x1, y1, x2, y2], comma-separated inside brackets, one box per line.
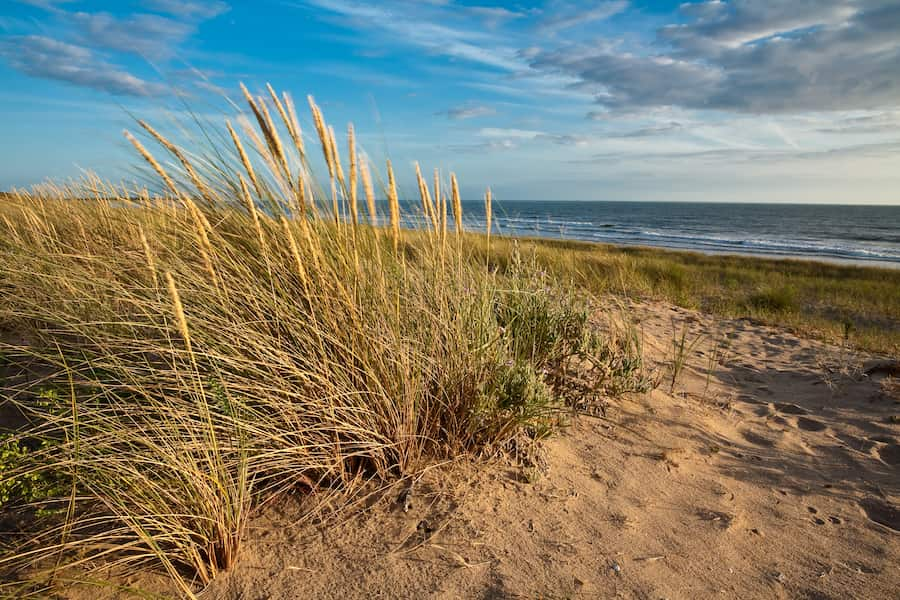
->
[836, 433, 879, 454]
[858, 498, 900, 532]
[754, 404, 776, 417]
[876, 443, 900, 466]
[807, 507, 844, 526]
[696, 508, 735, 530]
[796, 417, 828, 433]
[774, 402, 808, 415]
[742, 430, 776, 448]
[806, 507, 826, 525]
[771, 415, 792, 427]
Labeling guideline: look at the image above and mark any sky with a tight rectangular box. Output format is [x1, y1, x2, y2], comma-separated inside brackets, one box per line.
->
[1, 0, 900, 203]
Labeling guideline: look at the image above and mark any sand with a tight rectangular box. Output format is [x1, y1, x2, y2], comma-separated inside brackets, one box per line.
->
[39, 298, 899, 599]
[187, 299, 898, 600]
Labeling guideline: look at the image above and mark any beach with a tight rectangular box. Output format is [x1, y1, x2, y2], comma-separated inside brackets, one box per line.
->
[3, 0, 900, 596]
[82, 297, 899, 599]
[448, 200, 900, 269]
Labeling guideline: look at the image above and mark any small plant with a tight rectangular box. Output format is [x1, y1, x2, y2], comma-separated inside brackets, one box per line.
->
[841, 319, 855, 342]
[522, 465, 542, 484]
[0, 435, 69, 510]
[0, 436, 37, 506]
[668, 319, 705, 393]
[838, 318, 855, 364]
[703, 328, 732, 394]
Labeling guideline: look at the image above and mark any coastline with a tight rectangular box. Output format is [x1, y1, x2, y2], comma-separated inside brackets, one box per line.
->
[492, 232, 900, 271]
[589, 237, 900, 270]
[3, 194, 898, 599]
[443, 199, 900, 269]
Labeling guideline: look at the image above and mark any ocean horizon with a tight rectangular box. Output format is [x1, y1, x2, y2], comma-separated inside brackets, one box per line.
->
[394, 200, 900, 268]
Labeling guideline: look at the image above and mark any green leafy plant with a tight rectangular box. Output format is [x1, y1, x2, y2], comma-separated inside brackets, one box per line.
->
[0, 435, 68, 509]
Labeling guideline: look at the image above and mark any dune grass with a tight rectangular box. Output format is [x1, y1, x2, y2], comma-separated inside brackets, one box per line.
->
[0, 87, 648, 596]
[468, 237, 900, 356]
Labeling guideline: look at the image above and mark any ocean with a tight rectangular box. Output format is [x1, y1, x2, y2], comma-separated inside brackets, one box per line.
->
[419, 201, 900, 268]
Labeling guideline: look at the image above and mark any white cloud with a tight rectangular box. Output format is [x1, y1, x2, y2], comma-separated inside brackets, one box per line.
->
[466, 5, 527, 28]
[440, 105, 496, 120]
[1, 1, 225, 96]
[143, 0, 230, 20]
[69, 11, 194, 58]
[479, 127, 543, 139]
[664, 0, 857, 49]
[533, 1, 900, 113]
[0, 35, 167, 96]
[294, 0, 526, 71]
[537, 1, 628, 35]
[478, 127, 589, 146]
[12, 0, 75, 7]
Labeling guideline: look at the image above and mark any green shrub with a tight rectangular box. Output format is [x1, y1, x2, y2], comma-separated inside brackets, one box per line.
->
[748, 284, 798, 313]
[0, 435, 68, 509]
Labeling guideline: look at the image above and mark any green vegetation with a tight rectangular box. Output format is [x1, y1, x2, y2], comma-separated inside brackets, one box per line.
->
[0, 87, 647, 597]
[0, 435, 68, 509]
[667, 320, 705, 393]
[470, 237, 900, 355]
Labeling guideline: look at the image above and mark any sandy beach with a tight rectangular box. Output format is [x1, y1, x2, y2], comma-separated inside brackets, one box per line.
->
[180, 299, 898, 600]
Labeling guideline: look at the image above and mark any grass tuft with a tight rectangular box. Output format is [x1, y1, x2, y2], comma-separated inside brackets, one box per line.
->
[0, 85, 646, 597]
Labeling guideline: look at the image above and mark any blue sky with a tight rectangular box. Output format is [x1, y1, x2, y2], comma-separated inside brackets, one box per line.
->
[2, 0, 900, 203]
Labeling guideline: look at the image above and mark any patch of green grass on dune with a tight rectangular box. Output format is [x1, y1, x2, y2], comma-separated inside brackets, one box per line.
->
[471, 237, 900, 355]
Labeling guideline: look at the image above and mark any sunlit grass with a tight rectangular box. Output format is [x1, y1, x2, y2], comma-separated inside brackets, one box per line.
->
[471, 237, 900, 356]
[0, 86, 648, 597]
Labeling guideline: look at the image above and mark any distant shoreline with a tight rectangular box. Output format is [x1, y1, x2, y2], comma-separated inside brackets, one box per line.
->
[437, 199, 900, 269]
[513, 234, 900, 270]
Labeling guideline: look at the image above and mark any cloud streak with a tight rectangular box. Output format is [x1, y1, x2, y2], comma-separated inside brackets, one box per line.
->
[295, 0, 525, 71]
[143, 0, 230, 20]
[537, 1, 628, 35]
[69, 11, 194, 58]
[2, 1, 230, 96]
[439, 105, 496, 120]
[0, 35, 167, 96]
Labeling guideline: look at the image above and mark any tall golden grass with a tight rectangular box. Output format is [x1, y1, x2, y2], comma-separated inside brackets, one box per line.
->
[0, 84, 647, 597]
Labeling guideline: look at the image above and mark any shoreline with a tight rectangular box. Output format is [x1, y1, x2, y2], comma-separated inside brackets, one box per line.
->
[445, 199, 900, 270]
[577, 239, 900, 270]
[484, 231, 900, 272]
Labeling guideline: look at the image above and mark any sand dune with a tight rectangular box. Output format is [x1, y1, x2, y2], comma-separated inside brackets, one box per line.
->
[97, 300, 900, 599]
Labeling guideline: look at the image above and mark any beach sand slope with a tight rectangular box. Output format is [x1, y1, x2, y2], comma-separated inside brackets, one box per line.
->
[196, 300, 899, 599]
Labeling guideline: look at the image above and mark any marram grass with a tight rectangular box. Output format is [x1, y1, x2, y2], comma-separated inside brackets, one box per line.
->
[0, 85, 647, 597]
